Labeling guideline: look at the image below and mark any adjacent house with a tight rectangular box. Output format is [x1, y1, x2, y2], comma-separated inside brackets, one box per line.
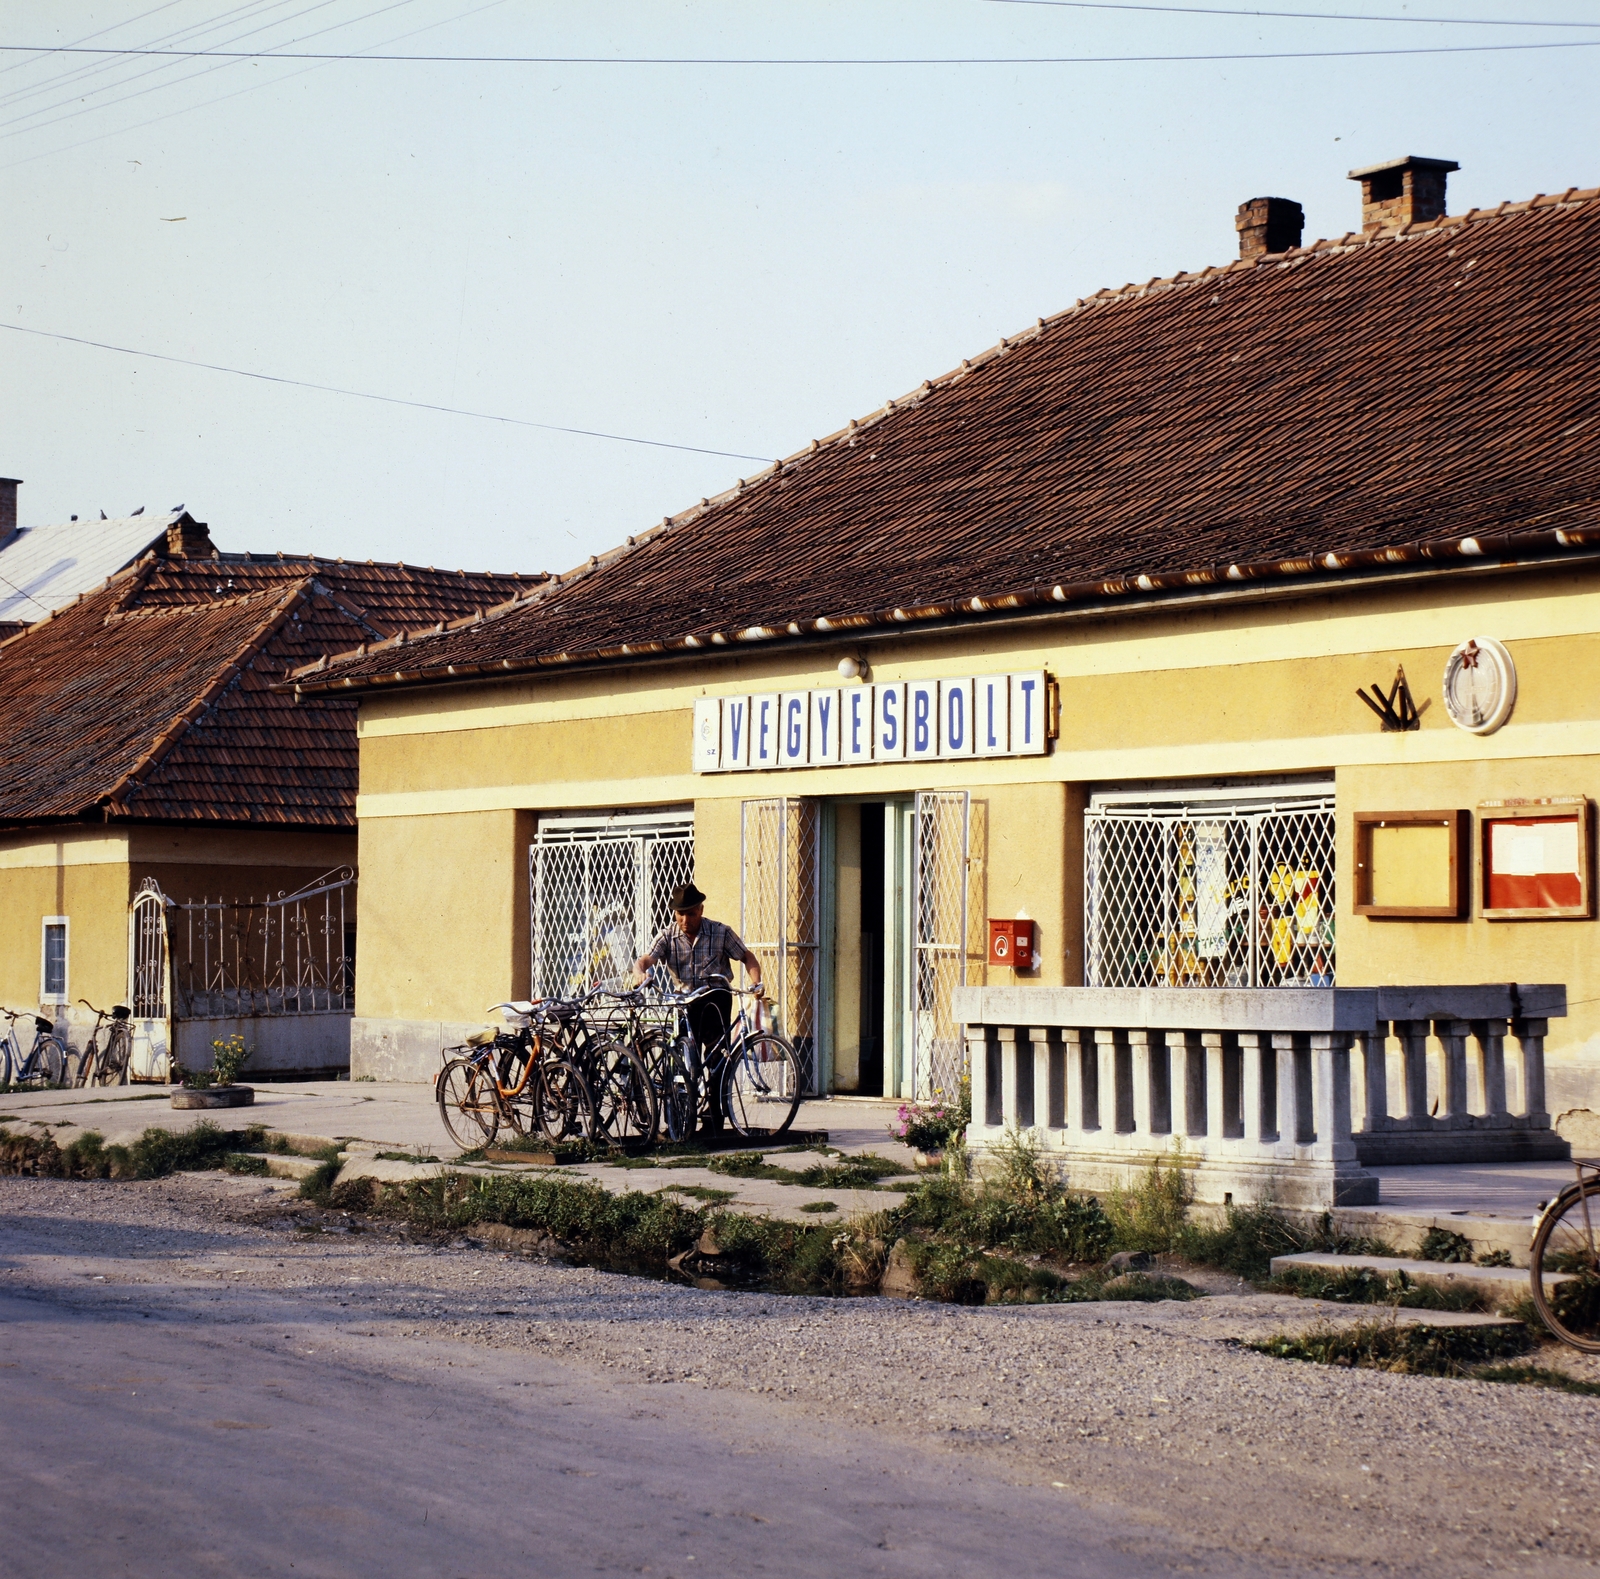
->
[0, 537, 538, 1077]
[285, 156, 1599, 1203]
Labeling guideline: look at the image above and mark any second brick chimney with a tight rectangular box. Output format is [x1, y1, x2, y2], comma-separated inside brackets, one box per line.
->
[0, 477, 19, 546]
[1236, 197, 1305, 259]
[1348, 155, 1459, 233]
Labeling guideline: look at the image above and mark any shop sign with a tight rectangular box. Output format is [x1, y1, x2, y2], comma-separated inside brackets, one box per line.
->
[692, 672, 1048, 773]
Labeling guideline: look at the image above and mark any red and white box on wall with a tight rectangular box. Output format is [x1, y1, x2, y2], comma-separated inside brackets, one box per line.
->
[987, 918, 1037, 968]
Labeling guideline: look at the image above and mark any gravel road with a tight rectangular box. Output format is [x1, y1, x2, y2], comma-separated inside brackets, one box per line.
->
[2, 1172, 1597, 1577]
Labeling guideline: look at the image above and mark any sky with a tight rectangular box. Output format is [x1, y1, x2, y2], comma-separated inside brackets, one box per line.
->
[2, 0, 1598, 577]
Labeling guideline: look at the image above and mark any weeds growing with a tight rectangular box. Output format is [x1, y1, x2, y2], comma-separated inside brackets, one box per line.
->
[1252, 1318, 1531, 1376]
[0, 1121, 270, 1179]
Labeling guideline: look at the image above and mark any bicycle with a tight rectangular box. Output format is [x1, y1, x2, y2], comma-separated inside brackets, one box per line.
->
[74, 999, 133, 1087]
[523, 990, 658, 1146]
[0, 1008, 68, 1089]
[435, 1003, 595, 1152]
[1529, 1157, 1600, 1350]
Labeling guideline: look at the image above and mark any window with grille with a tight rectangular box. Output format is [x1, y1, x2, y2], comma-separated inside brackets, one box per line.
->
[530, 811, 695, 996]
[1085, 789, 1336, 988]
[41, 917, 68, 1002]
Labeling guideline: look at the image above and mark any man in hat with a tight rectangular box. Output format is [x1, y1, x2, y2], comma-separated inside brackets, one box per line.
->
[634, 882, 763, 1133]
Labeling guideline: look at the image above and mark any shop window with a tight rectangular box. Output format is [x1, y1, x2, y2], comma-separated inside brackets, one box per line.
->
[41, 917, 69, 1003]
[1085, 788, 1336, 988]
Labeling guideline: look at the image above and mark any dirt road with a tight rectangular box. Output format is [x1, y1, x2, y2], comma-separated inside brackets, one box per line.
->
[2, 1172, 1595, 1578]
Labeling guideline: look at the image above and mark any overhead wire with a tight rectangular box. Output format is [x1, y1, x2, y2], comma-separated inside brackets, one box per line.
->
[983, 0, 1600, 26]
[0, 322, 774, 463]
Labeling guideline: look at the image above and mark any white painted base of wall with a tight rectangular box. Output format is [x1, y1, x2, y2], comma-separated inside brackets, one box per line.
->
[175, 1013, 351, 1076]
[351, 1016, 481, 1083]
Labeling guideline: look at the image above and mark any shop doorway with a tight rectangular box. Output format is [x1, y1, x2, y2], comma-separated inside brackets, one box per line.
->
[846, 798, 914, 1098]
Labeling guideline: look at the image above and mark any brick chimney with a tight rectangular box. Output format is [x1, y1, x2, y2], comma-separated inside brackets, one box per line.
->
[1348, 155, 1458, 233]
[1236, 197, 1304, 259]
[162, 513, 215, 559]
[0, 478, 19, 545]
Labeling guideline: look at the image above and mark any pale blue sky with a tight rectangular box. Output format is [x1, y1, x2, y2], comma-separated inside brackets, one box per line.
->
[2, 0, 1597, 575]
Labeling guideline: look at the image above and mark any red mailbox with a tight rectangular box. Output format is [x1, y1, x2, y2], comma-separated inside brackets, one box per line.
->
[987, 918, 1036, 968]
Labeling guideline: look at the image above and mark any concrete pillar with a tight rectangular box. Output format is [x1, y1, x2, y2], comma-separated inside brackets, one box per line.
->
[1309, 1031, 1355, 1155]
[997, 1027, 1021, 1128]
[1272, 1032, 1300, 1147]
[1473, 1017, 1510, 1120]
[1396, 1018, 1431, 1126]
[1036, 1028, 1064, 1130]
[1513, 1017, 1550, 1126]
[1064, 1028, 1092, 1131]
[1358, 1029, 1389, 1132]
[1171, 1030, 1205, 1138]
[1096, 1027, 1131, 1134]
[1240, 1031, 1270, 1144]
[1129, 1030, 1154, 1136]
[1433, 1019, 1472, 1126]
[1013, 1027, 1036, 1129]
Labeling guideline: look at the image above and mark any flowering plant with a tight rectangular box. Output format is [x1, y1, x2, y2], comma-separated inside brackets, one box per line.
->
[889, 1076, 971, 1152]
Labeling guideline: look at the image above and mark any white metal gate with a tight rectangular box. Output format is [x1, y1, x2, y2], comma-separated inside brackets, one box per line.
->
[531, 811, 695, 996]
[127, 877, 173, 1080]
[1085, 788, 1337, 988]
[911, 790, 986, 1104]
[740, 798, 821, 1094]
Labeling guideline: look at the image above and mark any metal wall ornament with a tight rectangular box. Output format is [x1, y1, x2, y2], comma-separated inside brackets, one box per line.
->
[1443, 637, 1517, 735]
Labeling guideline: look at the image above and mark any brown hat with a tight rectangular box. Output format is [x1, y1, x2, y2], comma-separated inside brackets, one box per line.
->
[669, 881, 706, 912]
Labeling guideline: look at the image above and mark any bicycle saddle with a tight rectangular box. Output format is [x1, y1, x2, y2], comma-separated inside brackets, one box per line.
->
[464, 1028, 496, 1047]
[33, 1016, 54, 1033]
[112, 1005, 131, 1019]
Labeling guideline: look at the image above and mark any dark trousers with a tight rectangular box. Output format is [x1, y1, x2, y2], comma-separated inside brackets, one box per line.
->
[687, 990, 732, 1131]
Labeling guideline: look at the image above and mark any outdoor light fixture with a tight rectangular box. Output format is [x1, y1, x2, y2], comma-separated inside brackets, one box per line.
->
[837, 656, 868, 681]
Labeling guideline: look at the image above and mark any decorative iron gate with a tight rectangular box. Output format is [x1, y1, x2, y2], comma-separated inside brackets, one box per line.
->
[911, 790, 987, 1104]
[740, 799, 821, 1094]
[1084, 790, 1337, 988]
[165, 869, 357, 1017]
[530, 812, 695, 996]
[127, 878, 173, 1079]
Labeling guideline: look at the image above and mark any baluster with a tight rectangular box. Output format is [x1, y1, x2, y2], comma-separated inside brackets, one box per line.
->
[1433, 1019, 1472, 1126]
[1359, 1028, 1389, 1132]
[1011, 1027, 1035, 1129]
[1128, 1030, 1161, 1135]
[1037, 1028, 1065, 1130]
[965, 1028, 990, 1129]
[1240, 1031, 1271, 1144]
[1064, 1028, 1094, 1131]
[1513, 1017, 1550, 1126]
[1170, 1030, 1205, 1139]
[1203, 1031, 1227, 1141]
[1309, 1032, 1357, 1155]
[1473, 1017, 1509, 1121]
[1272, 1033, 1300, 1146]
[1097, 1028, 1132, 1134]
[1396, 1018, 1431, 1126]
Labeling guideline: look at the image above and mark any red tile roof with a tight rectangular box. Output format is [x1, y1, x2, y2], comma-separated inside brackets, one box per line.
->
[0, 556, 536, 827]
[296, 187, 1600, 695]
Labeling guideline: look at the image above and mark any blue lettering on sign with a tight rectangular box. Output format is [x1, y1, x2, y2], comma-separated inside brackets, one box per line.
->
[984, 682, 999, 749]
[881, 689, 899, 752]
[817, 694, 833, 757]
[850, 691, 863, 754]
[913, 688, 931, 753]
[947, 687, 964, 751]
[786, 697, 803, 759]
[758, 698, 772, 759]
[1019, 678, 1036, 745]
[729, 701, 744, 760]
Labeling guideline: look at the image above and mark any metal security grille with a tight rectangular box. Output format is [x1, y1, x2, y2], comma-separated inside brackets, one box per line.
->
[129, 878, 170, 1018]
[166, 870, 357, 1017]
[912, 790, 987, 1103]
[740, 798, 820, 1094]
[1085, 792, 1336, 988]
[531, 812, 695, 996]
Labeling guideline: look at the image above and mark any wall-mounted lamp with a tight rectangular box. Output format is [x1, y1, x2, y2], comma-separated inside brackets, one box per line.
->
[837, 656, 869, 682]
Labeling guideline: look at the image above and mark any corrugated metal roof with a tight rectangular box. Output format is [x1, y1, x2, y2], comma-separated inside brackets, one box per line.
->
[0, 512, 181, 624]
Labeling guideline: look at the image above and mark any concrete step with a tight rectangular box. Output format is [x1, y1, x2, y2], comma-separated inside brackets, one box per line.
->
[1270, 1251, 1564, 1298]
[238, 1153, 323, 1182]
[1329, 1208, 1535, 1266]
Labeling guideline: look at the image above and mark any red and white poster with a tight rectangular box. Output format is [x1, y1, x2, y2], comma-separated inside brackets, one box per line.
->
[1486, 816, 1582, 911]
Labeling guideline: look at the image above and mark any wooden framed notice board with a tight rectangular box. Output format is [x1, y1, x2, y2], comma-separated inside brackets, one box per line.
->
[1353, 810, 1468, 919]
[1479, 798, 1592, 920]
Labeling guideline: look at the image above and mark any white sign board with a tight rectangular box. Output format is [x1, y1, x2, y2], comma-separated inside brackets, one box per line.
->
[692, 672, 1048, 773]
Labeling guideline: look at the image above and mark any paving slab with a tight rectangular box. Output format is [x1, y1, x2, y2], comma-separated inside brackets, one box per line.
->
[1269, 1250, 1560, 1299]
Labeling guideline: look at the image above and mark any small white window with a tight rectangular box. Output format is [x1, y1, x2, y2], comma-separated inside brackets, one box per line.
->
[40, 917, 69, 1003]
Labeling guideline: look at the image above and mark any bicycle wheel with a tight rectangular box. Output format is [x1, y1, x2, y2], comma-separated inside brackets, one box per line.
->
[533, 1056, 595, 1143]
[436, 1057, 500, 1151]
[723, 1032, 805, 1138]
[97, 1023, 132, 1086]
[74, 1036, 99, 1088]
[1530, 1180, 1600, 1352]
[35, 1036, 67, 1088]
[589, 1041, 659, 1145]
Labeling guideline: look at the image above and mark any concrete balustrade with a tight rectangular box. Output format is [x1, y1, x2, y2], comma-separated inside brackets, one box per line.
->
[953, 985, 1567, 1209]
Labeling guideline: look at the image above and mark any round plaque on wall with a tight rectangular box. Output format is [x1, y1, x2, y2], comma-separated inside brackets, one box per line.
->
[1443, 637, 1517, 735]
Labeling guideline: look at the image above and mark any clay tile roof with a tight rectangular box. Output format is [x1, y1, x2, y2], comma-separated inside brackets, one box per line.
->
[296, 188, 1600, 695]
[0, 557, 537, 828]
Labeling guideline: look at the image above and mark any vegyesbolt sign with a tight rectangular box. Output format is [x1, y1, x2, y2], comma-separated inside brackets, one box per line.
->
[692, 673, 1049, 773]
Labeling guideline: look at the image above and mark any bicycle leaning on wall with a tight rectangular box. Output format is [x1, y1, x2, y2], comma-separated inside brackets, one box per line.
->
[1529, 1157, 1600, 1350]
[74, 999, 134, 1087]
[0, 1008, 68, 1089]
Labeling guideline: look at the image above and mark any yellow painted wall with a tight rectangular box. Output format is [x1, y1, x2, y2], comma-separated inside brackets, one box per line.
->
[0, 831, 130, 1012]
[355, 809, 532, 1024]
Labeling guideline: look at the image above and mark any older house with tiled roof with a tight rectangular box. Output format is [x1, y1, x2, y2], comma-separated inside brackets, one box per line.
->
[0, 537, 537, 1077]
[296, 157, 1600, 1206]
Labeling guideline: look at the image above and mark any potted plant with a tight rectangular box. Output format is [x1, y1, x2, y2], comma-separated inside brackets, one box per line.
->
[889, 1078, 970, 1170]
[171, 1033, 256, 1109]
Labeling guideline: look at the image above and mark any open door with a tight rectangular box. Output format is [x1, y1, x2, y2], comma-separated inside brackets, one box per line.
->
[127, 878, 173, 1081]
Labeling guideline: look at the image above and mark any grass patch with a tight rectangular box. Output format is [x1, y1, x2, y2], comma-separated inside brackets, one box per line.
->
[0, 1120, 272, 1180]
[702, 1149, 910, 1189]
[1252, 1317, 1531, 1376]
[659, 1184, 736, 1204]
[1476, 1364, 1600, 1396]
[1266, 1264, 1487, 1313]
[223, 1153, 270, 1176]
[799, 1200, 837, 1214]
[1177, 1199, 1395, 1283]
[374, 1150, 441, 1164]
[1417, 1227, 1475, 1264]
[295, 1142, 346, 1205]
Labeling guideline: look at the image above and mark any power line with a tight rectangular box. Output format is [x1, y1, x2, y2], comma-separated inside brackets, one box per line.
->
[0, 322, 772, 463]
[2, 37, 1598, 63]
[984, 0, 1600, 26]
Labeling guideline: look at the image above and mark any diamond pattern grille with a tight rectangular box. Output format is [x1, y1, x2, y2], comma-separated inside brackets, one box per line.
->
[740, 798, 820, 1094]
[531, 815, 695, 996]
[1085, 796, 1336, 988]
[912, 790, 986, 1103]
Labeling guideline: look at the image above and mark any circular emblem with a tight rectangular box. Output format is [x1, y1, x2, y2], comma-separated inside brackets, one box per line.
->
[1443, 637, 1516, 735]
